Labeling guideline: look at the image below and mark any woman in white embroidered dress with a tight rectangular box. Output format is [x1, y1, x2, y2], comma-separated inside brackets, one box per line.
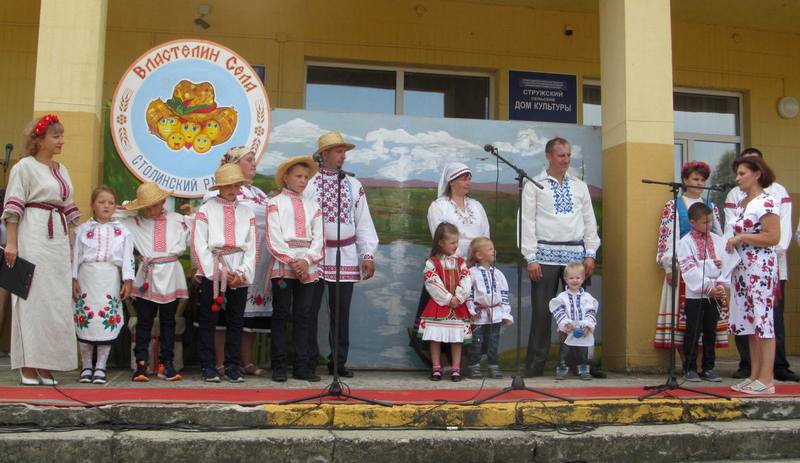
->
[726, 156, 781, 395]
[2, 115, 81, 385]
[203, 147, 272, 377]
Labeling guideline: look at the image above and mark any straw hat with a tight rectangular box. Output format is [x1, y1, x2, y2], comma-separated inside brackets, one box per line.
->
[275, 156, 318, 189]
[313, 131, 355, 157]
[125, 182, 171, 211]
[209, 163, 251, 191]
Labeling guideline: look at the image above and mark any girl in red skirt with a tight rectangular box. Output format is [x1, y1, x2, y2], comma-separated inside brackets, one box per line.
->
[417, 222, 473, 381]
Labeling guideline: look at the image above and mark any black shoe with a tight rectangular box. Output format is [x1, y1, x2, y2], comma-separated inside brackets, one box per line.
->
[158, 362, 182, 381]
[775, 369, 800, 382]
[132, 361, 149, 382]
[732, 368, 751, 379]
[328, 364, 355, 377]
[201, 367, 221, 383]
[225, 367, 245, 383]
[272, 368, 288, 382]
[292, 370, 322, 382]
[524, 366, 544, 378]
[589, 366, 607, 379]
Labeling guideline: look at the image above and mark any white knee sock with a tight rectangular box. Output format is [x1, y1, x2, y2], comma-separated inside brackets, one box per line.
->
[79, 342, 94, 370]
[95, 345, 111, 372]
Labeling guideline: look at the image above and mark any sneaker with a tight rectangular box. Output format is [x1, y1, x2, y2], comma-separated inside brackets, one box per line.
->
[272, 368, 288, 383]
[684, 370, 701, 382]
[488, 365, 503, 379]
[201, 367, 221, 383]
[700, 370, 722, 382]
[556, 364, 569, 380]
[469, 364, 483, 379]
[158, 362, 182, 381]
[92, 369, 107, 385]
[132, 361, 149, 382]
[578, 365, 592, 381]
[79, 368, 94, 384]
[292, 370, 321, 382]
[224, 367, 245, 383]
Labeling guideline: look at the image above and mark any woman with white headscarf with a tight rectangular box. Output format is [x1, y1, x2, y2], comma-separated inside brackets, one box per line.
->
[427, 162, 490, 257]
[411, 162, 490, 365]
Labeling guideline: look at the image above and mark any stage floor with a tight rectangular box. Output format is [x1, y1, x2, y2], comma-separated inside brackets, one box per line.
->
[1, 354, 799, 407]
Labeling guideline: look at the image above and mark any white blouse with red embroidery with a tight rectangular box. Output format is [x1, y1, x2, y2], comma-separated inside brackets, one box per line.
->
[265, 189, 324, 283]
[71, 219, 135, 281]
[114, 208, 192, 303]
[192, 196, 257, 286]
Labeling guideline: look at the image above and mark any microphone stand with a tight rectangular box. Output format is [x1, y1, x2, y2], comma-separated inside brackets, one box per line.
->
[475, 147, 573, 404]
[283, 164, 390, 406]
[638, 179, 730, 401]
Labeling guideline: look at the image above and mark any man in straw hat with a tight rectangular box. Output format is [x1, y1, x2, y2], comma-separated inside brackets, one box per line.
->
[304, 131, 378, 377]
[116, 182, 193, 382]
[193, 163, 257, 383]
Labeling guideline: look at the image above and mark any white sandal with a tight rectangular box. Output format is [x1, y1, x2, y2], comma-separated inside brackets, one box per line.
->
[739, 379, 775, 395]
[730, 378, 753, 392]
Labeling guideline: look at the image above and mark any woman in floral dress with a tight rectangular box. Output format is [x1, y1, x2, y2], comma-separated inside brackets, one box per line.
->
[726, 156, 781, 395]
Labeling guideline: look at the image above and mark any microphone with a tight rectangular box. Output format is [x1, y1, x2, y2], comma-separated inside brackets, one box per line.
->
[312, 152, 322, 163]
[3, 144, 11, 169]
[483, 144, 497, 153]
[710, 181, 737, 190]
[338, 169, 356, 178]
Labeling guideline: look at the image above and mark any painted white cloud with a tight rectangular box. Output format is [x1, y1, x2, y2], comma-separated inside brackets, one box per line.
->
[268, 118, 363, 145]
[256, 149, 288, 174]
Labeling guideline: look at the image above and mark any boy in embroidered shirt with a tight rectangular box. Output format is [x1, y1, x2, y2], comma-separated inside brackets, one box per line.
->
[117, 182, 192, 382]
[192, 164, 257, 383]
[466, 237, 512, 379]
[265, 156, 324, 382]
[549, 262, 599, 380]
[678, 202, 728, 383]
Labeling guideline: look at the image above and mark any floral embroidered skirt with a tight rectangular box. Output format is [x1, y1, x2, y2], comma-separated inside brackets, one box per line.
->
[418, 300, 472, 344]
[74, 262, 124, 344]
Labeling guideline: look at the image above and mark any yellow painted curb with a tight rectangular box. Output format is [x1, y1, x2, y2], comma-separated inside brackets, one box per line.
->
[263, 398, 744, 428]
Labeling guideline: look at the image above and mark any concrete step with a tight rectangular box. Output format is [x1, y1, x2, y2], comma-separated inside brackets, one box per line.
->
[1, 419, 799, 462]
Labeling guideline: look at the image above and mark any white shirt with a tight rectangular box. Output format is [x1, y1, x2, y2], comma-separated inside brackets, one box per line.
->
[466, 265, 513, 325]
[192, 197, 257, 285]
[656, 197, 722, 271]
[424, 255, 472, 306]
[548, 288, 599, 347]
[72, 219, 136, 281]
[677, 230, 728, 299]
[265, 189, 324, 282]
[115, 209, 192, 303]
[724, 183, 791, 279]
[303, 168, 379, 282]
[520, 170, 601, 265]
[427, 196, 490, 258]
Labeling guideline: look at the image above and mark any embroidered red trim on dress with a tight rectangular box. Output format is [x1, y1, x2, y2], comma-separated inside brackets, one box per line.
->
[290, 194, 307, 238]
[223, 204, 236, 248]
[50, 165, 70, 201]
[153, 215, 167, 252]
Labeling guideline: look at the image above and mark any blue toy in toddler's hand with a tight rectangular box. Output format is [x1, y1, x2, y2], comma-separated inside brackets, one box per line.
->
[573, 327, 584, 338]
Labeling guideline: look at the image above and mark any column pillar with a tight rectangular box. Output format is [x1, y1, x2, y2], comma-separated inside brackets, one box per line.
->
[33, 0, 107, 215]
[599, 0, 675, 370]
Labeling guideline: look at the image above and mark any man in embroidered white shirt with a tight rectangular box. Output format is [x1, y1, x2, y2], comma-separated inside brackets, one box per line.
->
[304, 132, 379, 378]
[520, 137, 601, 377]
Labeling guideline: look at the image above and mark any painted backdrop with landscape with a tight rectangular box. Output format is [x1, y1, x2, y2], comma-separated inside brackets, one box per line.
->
[105, 107, 603, 369]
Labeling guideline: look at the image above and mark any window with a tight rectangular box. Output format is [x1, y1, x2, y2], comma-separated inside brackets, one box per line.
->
[306, 64, 491, 119]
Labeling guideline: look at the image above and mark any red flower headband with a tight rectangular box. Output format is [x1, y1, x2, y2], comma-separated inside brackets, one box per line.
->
[33, 114, 59, 136]
[681, 160, 710, 175]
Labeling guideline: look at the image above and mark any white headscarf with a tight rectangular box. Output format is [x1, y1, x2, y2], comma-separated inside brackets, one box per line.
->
[437, 162, 471, 198]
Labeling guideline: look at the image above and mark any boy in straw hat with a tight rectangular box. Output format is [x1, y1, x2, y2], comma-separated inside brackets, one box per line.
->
[192, 163, 257, 383]
[303, 132, 378, 378]
[116, 182, 193, 382]
[265, 155, 323, 382]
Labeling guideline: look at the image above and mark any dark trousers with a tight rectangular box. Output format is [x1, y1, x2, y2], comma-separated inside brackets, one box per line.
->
[735, 280, 790, 373]
[559, 343, 589, 367]
[469, 323, 502, 366]
[196, 277, 248, 370]
[270, 278, 315, 373]
[310, 280, 354, 368]
[526, 264, 565, 373]
[683, 298, 720, 373]
[134, 298, 178, 364]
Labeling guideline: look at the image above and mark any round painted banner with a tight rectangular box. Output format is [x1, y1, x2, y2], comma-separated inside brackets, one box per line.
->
[110, 39, 270, 197]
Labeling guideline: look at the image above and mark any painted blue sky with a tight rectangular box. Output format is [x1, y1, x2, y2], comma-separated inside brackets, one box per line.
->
[259, 109, 603, 188]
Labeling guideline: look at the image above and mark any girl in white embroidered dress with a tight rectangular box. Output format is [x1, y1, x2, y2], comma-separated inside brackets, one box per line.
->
[2, 115, 81, 385]
[72, 186, 135, 384]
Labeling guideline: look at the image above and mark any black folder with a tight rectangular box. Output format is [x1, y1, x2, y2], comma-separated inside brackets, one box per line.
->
[0, 248, 35, 299]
